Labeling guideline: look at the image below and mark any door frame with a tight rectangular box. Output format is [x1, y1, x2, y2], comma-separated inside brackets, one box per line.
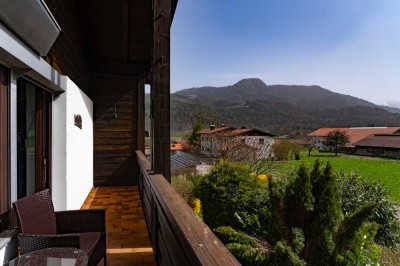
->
[10, 74, 52, 204]
[34, 88, 52, 192]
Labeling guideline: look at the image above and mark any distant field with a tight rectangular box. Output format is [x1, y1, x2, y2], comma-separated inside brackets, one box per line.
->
[279, 151, 400, 203]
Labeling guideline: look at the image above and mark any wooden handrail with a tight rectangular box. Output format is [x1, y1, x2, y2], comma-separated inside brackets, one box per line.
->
[136, 149, 151, 172]
[135, 150, 240, 266]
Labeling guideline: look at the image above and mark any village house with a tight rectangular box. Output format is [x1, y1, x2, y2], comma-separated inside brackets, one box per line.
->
[0, 1, 239, 265]
[198, 125, 275, 158]
[354, 134, 400, 158]
[308, 127, 400, 152]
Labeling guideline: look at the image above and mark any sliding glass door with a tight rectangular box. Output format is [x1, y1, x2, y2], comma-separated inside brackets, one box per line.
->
[17, 79, 51, 199]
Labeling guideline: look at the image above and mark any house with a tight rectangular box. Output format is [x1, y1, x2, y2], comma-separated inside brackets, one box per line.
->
[308, 127, 400, 152]
[354, 134, 400, 158]
[0, 1, 239, 265]
[197, 125, 236, 156]
[198, 125, 275, 158]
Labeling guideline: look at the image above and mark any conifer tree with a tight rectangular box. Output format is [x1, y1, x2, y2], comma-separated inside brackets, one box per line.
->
[310, 159, 322, 200]
[309, 163, 342, 265]
[267, 177, 286, 244]
[285, 163, 314, 229]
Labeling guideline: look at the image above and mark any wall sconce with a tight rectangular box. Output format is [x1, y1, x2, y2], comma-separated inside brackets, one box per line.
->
[74, 114, 82, 129]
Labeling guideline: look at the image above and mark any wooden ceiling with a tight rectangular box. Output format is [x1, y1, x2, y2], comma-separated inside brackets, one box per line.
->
[80, 0, 153, 70]
[43, 0, 177, 91]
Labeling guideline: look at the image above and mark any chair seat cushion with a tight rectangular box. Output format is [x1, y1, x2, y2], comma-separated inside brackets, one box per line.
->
[79, 232, 102, 256]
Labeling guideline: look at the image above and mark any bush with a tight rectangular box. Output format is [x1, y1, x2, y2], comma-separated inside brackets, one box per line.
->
[200, 161, 380, 265]
[272, 140, 292, 161]
[215, 226, 270, 266]
[272, 140, 300, 161]
[171, 176, 194, 203]
[380, 246, 400, 265]
[197, 161, 266, 230]
[337, 171, 400, 246]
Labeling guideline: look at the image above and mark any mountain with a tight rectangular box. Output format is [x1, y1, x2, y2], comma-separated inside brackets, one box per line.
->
[163, 78, 400, 135]
[380, 105, 400, 114]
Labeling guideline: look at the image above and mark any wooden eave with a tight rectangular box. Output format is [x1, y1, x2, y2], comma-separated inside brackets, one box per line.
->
[43, 0, 169, 93]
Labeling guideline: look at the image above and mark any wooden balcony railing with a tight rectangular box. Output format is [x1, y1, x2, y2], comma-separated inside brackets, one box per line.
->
[135, 150, 240, 266]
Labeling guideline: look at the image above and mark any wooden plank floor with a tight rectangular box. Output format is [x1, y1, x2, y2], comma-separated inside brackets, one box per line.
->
[81, 186, 156, 266]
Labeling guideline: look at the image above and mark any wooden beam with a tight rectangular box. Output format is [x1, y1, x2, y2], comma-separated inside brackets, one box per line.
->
[151, 0, 171, 181]
[137, 66, 146, 152]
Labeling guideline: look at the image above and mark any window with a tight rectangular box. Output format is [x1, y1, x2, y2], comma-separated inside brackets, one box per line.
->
[241, 139, 245, 143]
[259, 138, 264, 145]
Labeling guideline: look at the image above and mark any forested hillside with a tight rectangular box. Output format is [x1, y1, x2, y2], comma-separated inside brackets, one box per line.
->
[146, 78, 400, 135]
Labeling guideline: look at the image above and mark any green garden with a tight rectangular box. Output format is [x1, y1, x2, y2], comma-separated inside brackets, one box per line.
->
[282, 151, 400, 202]
[172, 149, 400, 265]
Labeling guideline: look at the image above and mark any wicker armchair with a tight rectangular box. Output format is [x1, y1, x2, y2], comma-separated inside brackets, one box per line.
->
[13, 189, 106, 266]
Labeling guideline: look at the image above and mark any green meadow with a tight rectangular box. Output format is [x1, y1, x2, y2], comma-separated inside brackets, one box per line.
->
[279, 151, 400, 203]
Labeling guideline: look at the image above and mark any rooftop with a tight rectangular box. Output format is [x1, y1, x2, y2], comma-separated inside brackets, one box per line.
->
[353, 134, 400, 149]
[308, 127, 400, 147]
[171, 151, 203, 169]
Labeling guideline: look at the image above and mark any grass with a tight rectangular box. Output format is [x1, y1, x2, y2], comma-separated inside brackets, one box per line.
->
[279, 150, 400, 203]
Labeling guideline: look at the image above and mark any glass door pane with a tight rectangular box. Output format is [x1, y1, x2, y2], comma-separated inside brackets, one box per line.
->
[16, 79, 50, 199]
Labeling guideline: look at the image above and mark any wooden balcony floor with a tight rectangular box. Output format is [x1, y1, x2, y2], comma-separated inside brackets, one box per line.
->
[81, 186, 156, 266]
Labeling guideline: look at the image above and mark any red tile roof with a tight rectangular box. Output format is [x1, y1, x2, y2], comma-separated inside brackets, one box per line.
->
[197, 126, 235, 134]
[231, 128, 275, 136]
[308, 127, 400, 147]
[170, 143, 185, 151]
[198, 126, 275, 136]
[353, 134, 400, 149]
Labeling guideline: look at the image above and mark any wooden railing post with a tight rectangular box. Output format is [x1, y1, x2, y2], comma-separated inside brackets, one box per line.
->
[151, 0, 171, 182]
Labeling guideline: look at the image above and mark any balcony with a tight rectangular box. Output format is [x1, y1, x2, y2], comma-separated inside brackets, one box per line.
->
[79, 151, 239, 265]
[81, 186, 155, 265]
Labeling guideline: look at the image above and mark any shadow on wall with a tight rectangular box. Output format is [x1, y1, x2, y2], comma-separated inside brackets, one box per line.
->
[91, 74, 139, 186]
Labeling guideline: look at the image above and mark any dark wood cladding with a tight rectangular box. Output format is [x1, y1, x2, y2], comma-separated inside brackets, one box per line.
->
[92, 74, 138, 186]
[151, 0, 172, 181]
[0, 65, 9, 220]
[43, 0, 90, 92]
[136, 151, 240, 266]
[137, 67, 145, 152]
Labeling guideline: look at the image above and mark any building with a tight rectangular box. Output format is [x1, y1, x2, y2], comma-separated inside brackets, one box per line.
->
[0, 1, 238, 265]
[308, 127, 400, 152]
[198, 125, 275, 158]
[354, 134, 400, 158]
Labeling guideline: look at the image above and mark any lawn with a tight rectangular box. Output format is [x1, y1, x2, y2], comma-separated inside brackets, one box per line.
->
[279, 150, 400, 203]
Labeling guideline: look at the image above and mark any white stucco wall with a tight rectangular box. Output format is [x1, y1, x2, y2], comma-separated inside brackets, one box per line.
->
[52, 78, 93, 211]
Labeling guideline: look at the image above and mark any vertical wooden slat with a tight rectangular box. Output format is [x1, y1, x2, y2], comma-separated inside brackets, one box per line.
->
[151, 0, 172, 181]
[137, 67, 146, 152]
[0, 65, 9, 216]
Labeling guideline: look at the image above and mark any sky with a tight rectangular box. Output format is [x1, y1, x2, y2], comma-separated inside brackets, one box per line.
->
[170, 0, 400, 106]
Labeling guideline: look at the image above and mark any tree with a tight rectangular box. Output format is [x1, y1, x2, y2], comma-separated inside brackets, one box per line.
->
[206, 161, 378, 265]
[188, 120, 204, 144]
[323, 130, 349, 156]
[306, 138, 315, 157]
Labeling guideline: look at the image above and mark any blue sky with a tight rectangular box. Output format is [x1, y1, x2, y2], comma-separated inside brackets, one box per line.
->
[171, 1, 400, 106]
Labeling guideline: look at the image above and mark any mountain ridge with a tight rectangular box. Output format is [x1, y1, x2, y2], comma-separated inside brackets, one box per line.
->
[163, 78, 400, 135]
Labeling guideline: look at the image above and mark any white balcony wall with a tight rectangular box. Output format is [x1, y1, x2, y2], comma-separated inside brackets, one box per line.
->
[52, 78, 93, 211]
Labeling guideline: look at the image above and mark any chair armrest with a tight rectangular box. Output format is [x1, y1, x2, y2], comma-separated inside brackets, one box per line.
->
[56, 209, 106, 234]
[18, 233, 80, 255]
